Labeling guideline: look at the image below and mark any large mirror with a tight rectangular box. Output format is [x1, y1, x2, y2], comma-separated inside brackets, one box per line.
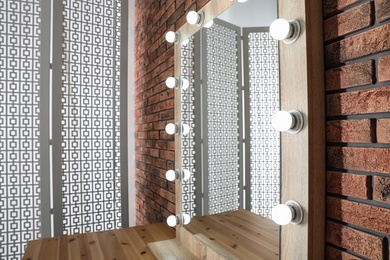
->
[171, 0, 325, 258]
[179, 0, 280, 258]
[181, 0, 279, 218]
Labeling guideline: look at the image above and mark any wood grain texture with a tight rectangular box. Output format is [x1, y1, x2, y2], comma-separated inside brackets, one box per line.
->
[279, 0, 325, 259]
[148, 239, 199, 259]
[184, 210, 279, 260]
[22, 223, 175, 260]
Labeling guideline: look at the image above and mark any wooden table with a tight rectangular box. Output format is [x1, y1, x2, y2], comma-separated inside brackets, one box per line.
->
[23, 223, 175, 260]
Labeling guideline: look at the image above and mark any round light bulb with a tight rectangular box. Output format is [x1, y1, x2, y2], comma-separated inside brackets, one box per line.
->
[165, 31, 177, 43]
[182, 123, 190, 136]
[272, 111, 295, 132]
[186, 11, 200, 25]
[181, 78, 189, 90]
[165, 170, 176, 181]
[182, 169, 190, 181]
[182, 213, 191, 225]
[270, 19, 293, 40]
[165, 77, 177, 89]
[166, 215, 178, 227]
[165, 123, 176, 135]
[272, 204, 295, 225]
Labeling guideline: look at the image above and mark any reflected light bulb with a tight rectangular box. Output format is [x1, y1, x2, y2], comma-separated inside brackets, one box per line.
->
[165, 31, 177, 43]
[165, 123, 176, 135]
[272, 204, 294, 225]
[165, 77, 177, 89]
[270, 19, 292, 40]
[272, 111, 295, 132]
[165, 170, 176, 181]
[204, 20, 214, 28]
[182, 123, 190, 136]
[182, 169, 190, 181]
[181, 78, 189, 90]
[182, 213, 191, 225]
[181, 38, 190, 46]
[166, 215, 178, 227]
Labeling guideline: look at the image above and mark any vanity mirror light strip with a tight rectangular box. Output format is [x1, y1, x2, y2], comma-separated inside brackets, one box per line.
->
[170, 0, 325, 259]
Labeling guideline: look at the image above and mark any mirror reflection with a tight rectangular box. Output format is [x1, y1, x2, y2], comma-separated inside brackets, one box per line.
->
[180, 0, 280, 219]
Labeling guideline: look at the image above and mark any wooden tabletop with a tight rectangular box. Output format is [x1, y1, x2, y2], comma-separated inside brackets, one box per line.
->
[23, 223, 175, 260]
[184, 209, 280, 260]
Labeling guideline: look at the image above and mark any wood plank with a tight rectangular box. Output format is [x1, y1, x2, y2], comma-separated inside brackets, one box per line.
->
[184, 210, 279, 260]
[194, 234, 239, 260]
[23, 223, 175, 260]
[22, 240, 41, 260]
[279, 0, 325, 259]
[38, 237, 60, 259]
[148, 239, 199, 260]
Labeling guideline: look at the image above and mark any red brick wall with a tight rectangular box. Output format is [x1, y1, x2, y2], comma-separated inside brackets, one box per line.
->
[134, 0, 210, 225]
[324, 0, 390, 258]
[134, 0, 390, 257]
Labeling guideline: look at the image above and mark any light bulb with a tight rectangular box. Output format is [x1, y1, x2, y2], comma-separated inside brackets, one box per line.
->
[186, 11, 203, 26]
[238, 0, 248, 2]
[165, 123, 176, 135]
[272, 204, 294, 225]
[181, 78, 189, 90]
[182, 123, 190, 136]
[182, 213, 191, 225]
[165, 170, 177, 181]
[165, 31, 178, 43]
[272, 111, 295, 132]
[165, 77, 177, 89]
[270, 19, 292, 41]
[186, 11, 199, 25]
[182, 169, 190, 181]
[166, 215, 178, 227]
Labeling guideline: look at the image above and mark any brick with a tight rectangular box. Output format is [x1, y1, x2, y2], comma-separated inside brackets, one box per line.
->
[327, 171, 371, 199]
[326, 246, 361, 260]
[326, 86, 390, 116]
[373, 176, 390, 204]
[378, 54, 390, 82]
[376, 0, 390, 22]
[325, 23, 390, 67]
[325, 60, 374, 91]
[377, 118, 390, 143]
[323, 0, 361, 16]
[160, 150, 175, 161]
[326, 221, 384, 259]
[327, 196, 390, 235]
[326, 119, 374, 143]
[328, 146, 390, 174]
[324, 2, 373, 41]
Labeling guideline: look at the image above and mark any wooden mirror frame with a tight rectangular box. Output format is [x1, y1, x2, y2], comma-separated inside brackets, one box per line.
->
[173, 0, 325, 259]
